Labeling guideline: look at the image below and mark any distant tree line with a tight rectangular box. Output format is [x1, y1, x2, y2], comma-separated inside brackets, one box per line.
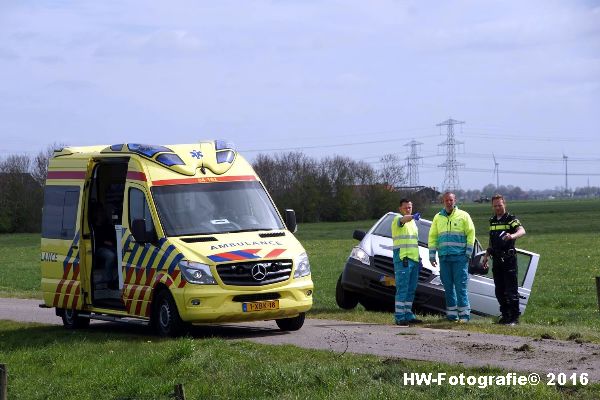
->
[252, 152, 423, 222]
[458, 183, 600, 202]
[0, 147, 414, 232]
[0, 146, 54, 233]
[4, 143, 595, 234]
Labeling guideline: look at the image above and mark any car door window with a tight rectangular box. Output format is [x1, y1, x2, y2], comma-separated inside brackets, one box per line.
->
[516, 252, 534, 287]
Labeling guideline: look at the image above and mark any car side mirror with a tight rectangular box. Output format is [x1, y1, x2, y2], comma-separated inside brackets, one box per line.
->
[284, 209, 297, 233]
[131, 219, 149, 244]
[353, 230, 366, 241]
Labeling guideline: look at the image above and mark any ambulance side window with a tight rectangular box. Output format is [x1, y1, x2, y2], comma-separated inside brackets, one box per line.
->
[42, 185, 80, 240]
[128, 188, 156, 237]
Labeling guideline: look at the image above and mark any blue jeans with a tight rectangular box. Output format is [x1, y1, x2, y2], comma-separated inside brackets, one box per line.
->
[439, 254, 470, 321]
[393, 249, 419, 322]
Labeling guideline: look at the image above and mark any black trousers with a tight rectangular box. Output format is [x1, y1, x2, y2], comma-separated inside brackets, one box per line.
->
[492, 255, 520, 318]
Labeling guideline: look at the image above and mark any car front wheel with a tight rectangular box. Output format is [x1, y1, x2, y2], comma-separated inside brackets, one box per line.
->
[335, 275, 359, 309]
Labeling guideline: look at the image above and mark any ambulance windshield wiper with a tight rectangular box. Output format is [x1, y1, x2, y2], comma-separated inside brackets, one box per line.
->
[225, 228, 274, 233]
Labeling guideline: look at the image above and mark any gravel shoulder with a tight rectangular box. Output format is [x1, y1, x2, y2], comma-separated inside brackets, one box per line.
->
[1, 298, 599, 382]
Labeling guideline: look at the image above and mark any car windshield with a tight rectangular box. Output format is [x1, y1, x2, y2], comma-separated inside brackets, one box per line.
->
[151, 181, 284, 236]
[371, 213, 430, 246]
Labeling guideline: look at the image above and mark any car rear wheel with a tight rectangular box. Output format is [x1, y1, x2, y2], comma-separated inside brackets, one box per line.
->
[275, 313, 305, 331]
[61, 308, 90, 329]
[335, 275, 359, 309]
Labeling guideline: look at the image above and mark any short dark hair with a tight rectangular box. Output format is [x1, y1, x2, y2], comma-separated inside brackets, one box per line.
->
[492, 194, 504, 202]
[399, 198, 411, 206]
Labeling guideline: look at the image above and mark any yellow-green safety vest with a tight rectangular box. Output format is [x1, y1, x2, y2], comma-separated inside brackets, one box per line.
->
[391, 215, 419, 262]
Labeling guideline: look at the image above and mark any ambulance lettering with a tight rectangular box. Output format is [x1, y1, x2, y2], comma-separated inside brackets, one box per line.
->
[210, 240, 283, 250]
[41, 252, 58, 262]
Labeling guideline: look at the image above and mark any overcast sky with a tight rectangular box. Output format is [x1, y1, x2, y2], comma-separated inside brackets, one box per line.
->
[1, 0, 598, 191]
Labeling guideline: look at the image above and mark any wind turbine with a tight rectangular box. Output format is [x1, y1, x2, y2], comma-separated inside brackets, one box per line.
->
[493, 153, 499, 189]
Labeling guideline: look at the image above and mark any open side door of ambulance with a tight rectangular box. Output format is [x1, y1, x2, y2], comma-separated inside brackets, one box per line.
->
[467, 249, 540, 317]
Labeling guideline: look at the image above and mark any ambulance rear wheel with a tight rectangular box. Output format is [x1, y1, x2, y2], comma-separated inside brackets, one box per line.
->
[275, 312, 305, 331]
[61, 308, 90, 329]
[153, 290, 188, 337]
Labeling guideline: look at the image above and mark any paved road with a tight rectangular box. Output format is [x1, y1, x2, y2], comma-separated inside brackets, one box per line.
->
[2, 298, 599, 382]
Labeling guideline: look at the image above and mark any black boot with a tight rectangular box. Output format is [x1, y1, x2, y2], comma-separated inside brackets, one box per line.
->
[497, 314, 510, 324]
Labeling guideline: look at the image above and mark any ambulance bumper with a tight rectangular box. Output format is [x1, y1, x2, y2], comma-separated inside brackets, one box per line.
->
[174, 277, 314, 323]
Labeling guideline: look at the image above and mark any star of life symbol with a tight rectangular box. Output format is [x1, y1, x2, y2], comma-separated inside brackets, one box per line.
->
[190, 150, 203, 159]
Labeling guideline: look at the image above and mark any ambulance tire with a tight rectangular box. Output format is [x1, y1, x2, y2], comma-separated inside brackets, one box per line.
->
[153, 290, 188, 337]
[275, 312, 305, 331]
[61, 308, 90, 329]
[335, 275, 359, 309]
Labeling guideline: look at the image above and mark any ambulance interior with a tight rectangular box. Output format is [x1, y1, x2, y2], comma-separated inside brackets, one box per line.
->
[87, 160, 127, 308]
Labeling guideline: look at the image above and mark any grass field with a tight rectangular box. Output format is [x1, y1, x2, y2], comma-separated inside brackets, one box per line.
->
[1, 320, 598, 399]
[1, 199, 600, 398]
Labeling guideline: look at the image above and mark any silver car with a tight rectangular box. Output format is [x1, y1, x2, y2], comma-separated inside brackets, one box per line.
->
[336, 212, 540, 317]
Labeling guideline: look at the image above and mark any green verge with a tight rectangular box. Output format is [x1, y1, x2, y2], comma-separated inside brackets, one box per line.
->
[1, 320, 598, 400]
[0, 233, 40, 298]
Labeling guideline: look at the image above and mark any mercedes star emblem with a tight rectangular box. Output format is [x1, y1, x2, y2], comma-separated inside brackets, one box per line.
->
[251, 264, 268, 281]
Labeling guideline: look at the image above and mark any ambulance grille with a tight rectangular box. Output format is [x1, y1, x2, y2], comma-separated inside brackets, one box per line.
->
[216, 260, 293, 286]
[373, 255, 433, 283]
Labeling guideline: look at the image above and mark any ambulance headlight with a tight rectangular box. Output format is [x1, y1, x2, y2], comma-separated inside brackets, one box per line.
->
[349, 246, 370, 265]
[179, 261, 216, 285]
[293, 252, 311, 278]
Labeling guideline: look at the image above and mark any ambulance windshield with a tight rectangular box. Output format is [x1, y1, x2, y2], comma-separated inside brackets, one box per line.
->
[152, 181, 285, 236]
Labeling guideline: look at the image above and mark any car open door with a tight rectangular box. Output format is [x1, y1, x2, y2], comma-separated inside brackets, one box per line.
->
[467, 249, 540, 316]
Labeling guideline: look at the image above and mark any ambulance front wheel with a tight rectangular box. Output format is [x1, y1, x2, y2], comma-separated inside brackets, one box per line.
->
[275, 312, 305, 331]
[153, 290, 189, 337]
[61, 308, 90, 329]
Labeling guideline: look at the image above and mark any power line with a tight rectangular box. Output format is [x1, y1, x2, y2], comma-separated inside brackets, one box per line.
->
[405, 139, 423, 186]
[437, 117, 465, 192]
[239, 134, 440, 153]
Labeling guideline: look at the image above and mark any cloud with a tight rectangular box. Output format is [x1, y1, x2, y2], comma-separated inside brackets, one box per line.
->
[44, 80, 95, 92]
[93, 29, 206, 61]
[0, 47, 19, 60]
[33, 55, 64, 64]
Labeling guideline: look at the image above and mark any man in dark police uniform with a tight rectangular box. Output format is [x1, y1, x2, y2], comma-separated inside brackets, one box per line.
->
[482, 194, 526, 325]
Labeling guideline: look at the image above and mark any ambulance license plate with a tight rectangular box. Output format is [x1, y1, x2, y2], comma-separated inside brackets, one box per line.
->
[242, 300, 279, 312]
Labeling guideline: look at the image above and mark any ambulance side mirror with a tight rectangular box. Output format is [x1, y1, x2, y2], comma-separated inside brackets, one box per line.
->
[131, 219, 150, 244]
[284, 209, 297, 233]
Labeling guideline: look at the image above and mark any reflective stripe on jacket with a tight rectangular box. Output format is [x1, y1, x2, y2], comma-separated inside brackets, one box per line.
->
[428, 207, 475, 259]
[391, 215, 420, 262]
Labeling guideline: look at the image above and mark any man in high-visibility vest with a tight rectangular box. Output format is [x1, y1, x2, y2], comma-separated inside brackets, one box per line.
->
[428, 192, 475, 322]
[391, 198, 422, 326]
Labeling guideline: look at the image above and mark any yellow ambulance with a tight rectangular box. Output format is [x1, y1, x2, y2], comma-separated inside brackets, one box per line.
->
[40, 141, 313, 336]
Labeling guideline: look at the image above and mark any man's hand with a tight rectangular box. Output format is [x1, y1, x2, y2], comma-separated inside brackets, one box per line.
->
[412, 212, 421, 221]
[482, 254, 489, 268]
